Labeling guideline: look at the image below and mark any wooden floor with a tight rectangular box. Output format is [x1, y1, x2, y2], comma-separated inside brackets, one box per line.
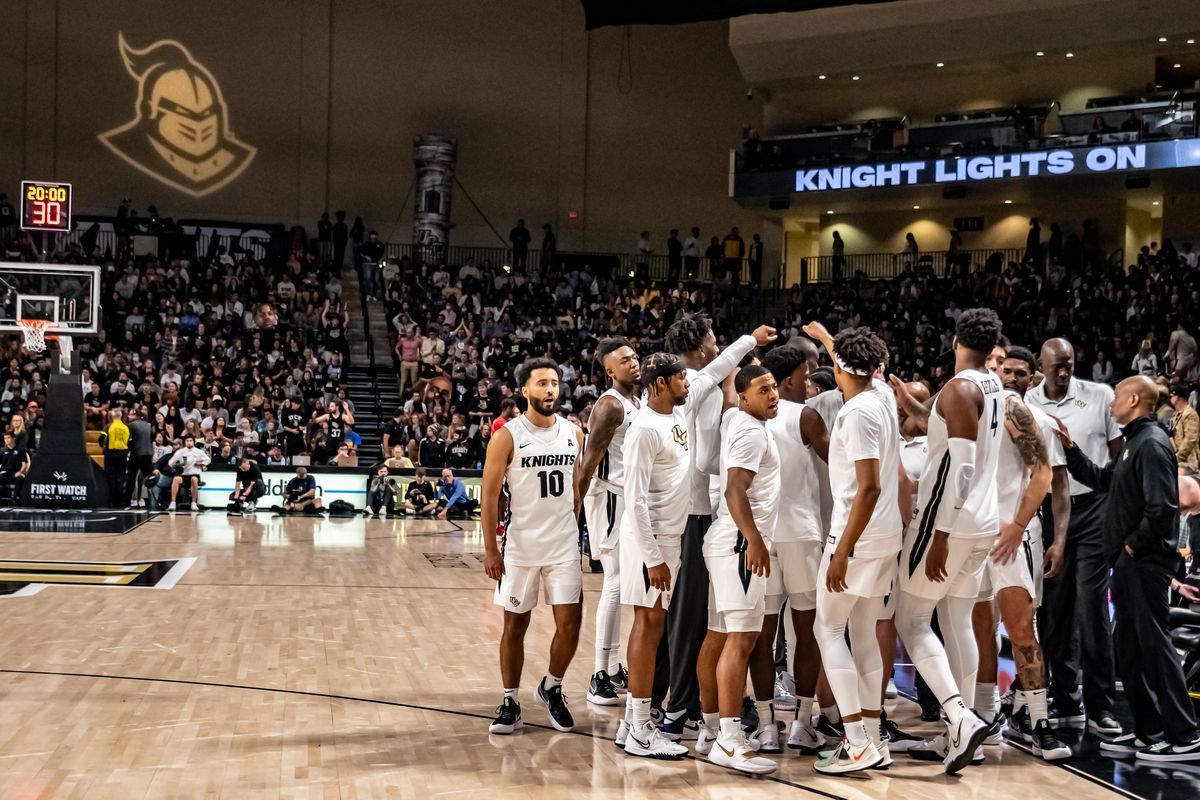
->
[0, 515, 1128, 799]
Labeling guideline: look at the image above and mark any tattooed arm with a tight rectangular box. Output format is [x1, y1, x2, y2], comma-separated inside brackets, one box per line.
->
[992, 395, 1052, 565]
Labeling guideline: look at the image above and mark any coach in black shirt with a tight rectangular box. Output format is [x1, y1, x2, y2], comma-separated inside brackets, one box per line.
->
[1055, 375, 1200, 760]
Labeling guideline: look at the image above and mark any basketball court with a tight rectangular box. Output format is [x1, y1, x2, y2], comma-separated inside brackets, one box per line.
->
[0, 513, 1179, 799]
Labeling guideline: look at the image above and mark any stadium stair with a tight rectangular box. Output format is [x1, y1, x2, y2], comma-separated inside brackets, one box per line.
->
[340, 265, 401, 458]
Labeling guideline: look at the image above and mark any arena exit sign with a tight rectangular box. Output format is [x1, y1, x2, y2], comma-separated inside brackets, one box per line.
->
[786, 138, 1200, 194]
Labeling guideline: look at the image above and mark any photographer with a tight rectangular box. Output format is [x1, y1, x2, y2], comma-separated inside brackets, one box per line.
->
[366, 465, 397, 519]
[404, 467, 437, 516]
[436, 468, 477, 519]
[282, 466, 324, 515]
[229, 456, 266, 515]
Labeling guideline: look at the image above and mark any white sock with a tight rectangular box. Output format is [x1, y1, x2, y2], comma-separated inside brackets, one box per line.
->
[863, 716, 882, 746]
[719, 717, 742, 740]
[703, 711, 720, 732]
[796, 696, 816, 726]
[941, 696, 968, 726]
[624, 694, 634, 723]
[1023, 688, 1049, 727]
[822, 704, 841, 723]
[542, 674, 563, 691]
[754, 700, 774, 727]
[845, 720, 869, 747]
[632, 697, 652, 729]
[974, 682, 998, 723]
[503, 687, 518, 702]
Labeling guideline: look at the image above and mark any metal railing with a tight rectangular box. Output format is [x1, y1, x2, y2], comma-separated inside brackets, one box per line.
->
[797, 247, 1026, 283]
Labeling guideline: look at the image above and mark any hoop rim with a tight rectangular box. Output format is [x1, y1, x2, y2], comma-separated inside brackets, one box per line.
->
[17, 318, 50, 352]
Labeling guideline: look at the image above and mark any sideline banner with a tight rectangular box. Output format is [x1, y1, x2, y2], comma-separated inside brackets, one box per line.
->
[197, 466, 481, 510]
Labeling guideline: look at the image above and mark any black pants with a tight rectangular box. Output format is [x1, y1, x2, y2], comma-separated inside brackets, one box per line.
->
[368, 486, 396, 514]
[104, 449, 128, 508]
[1112, 552, 1199, 743]
[1039, 492, 1116, 715]
[231, 480, 266, 504]
[684, 256, 699, 280]
[660, 514, 712, 717]
[667, 257, 681, 286]
[129, 454, 153, 503]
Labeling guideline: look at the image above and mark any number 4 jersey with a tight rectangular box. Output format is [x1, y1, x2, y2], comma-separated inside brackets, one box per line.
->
[915, 368, 1004, 539]
[503, 413, 581, 567]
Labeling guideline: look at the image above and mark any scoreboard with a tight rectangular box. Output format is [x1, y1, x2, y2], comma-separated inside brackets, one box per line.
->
[20, 180, 73, 233]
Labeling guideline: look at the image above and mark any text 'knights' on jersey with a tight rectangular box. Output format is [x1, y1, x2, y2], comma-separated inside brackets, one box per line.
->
[503, 414, 580, 568]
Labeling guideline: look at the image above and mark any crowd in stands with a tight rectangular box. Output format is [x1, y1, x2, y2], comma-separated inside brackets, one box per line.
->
[1, 192, 1198, 506]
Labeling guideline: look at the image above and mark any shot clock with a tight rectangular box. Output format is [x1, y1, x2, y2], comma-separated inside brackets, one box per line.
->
[20, 180, 73, 233]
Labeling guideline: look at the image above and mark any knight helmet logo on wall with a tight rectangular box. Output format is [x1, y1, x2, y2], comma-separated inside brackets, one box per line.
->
[98, 34, 256, 198]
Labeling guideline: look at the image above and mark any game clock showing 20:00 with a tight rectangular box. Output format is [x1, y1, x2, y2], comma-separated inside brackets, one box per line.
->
[20, 180, 73, 233]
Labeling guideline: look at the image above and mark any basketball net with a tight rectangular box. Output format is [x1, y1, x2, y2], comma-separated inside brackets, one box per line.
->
[18, 319, 49, 354]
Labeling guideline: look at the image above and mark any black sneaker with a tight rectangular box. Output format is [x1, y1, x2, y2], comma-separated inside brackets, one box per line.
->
[489, 697, 522, 734]
[536, 682, 574, 732]
[1010, 706, 1034, 743]
[1100, 731, 1157, 757]
[610, 665, 629, 692]
[881, 711, 923, 752]
[999, 686, 1016, 720]
[1136, 737, 1200, 763]
[1033, 720, 1073, 761]
[741, 696, 760, 732]
[1087, 711, 1123, 737]
[586, 671, 620, 706]
[1049, 700, 1086, 728]
[815, 713, 844, 742]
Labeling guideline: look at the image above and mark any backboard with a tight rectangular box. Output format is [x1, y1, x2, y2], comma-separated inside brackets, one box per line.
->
[0, 262, 102, 336]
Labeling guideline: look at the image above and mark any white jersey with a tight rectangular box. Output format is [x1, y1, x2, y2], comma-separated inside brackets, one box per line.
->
[899, 435, 928, 484]
[593, 387, 639, 492]
[916, 368, 1004, 538]
[807, 388, 844, 533]
[766, 399, 822, 543]
[827, 386, 903, 558]
[503, 414, 580, 567]
[996, 390, 1066, 527]
[704, 409, 781, 557]
[620, 404, 691, 565]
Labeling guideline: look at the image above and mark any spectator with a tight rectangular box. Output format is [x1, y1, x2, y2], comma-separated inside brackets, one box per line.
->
[748, 233, 763, 288]
[360, 230, 385, 301]
[542, 224, 557, 269]
[635, 231, 653, 276]
[229, 455, 265, 514]
[282, 466, 323, 514]
[667, 229, 683, 285]
[1171, 384, 1199, 470]
[0, 431, 29, 501]
[332, 210, 349, 269]
[445, 428, 475, 469]
[396, 326, 422, 395]
[167, 434, 210, 512]
[383, 444, 414, 469]
[704, 235, 723, 279]
[509, 218, 531, 272]
[1167, 320, 1198, 378]
[436, 468, 477, 518]
[404, 467, 437, 515]
[1092, 350, 1114, 385]
[682, 226, 701, 280]
[1132, 340, 1159, 376]
[721, 226, 745, 285]
[328, 441, 356, 467]
[366, 464, 397, 518]
[418, 425, 445, 467]
[127, 406, 154, 508]
[317, 212, 333, 262]
[831, 230, 846, 284]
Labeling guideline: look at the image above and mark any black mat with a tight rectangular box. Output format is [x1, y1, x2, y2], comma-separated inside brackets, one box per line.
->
[0, 509, 158, 534]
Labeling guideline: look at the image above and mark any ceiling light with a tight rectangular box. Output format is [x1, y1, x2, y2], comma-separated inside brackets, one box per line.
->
[1065, 52, 1074, 58]
[1035, 51, 1045, 57]
[852, 75, 860, 81]
[1175, 63, 1183, 69]
[936, 62, 945, 68]
[1159, 36, 1169, 43]
[826, 210, 834, 215]
[818, 74, 827, 80]
[1153, 200, 1160, 205]
[1188, 39, 1196, 45]
[913, 205, 921, 210]
[1004, 200, 1013, 205]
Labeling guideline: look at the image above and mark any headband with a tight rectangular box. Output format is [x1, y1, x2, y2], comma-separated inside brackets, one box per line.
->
[834, 352, 876, 377]
[644, 360, 686, 386]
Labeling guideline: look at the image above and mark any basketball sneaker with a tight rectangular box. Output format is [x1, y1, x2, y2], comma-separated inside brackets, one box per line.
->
[535, 682, 574, 732]
[1100, 732, 1158, 757]
[749, 722, 782, 753]
[814, 713, 844, 743]
[610, 665, 629, 692]
[873, 740, 893, 769]
[909, 732, 987, 765]
[379, 509, 388, 520]
[662, 712, 700, 742]
[489, 697, 522, 735]
[167, 502, 177, 512]
[189, 502, 199, 512]
[245, 502, 256, 514]
[880, 711, 922, 752]
[1010, 706, 1034, 743]
[1135, 737, 1200, 763]
[709, 730, 778, 775]
[774, 671, 797, 711]
[624, 721, 689, 760]
[587, 671, 620, 706]
[1087, 711, 1123, 737]
[814, 739, 882, 774]
[787, 719, 824, 753]
[695, 722, 717, 755]
[944, 713, 989, 775]
[1032, 720, 1073, 761]
[615, 719, 630, 749]
[982, 714, 1008, 745]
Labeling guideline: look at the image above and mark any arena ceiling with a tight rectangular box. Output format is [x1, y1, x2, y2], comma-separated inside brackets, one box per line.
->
[579, 0, 895, 29]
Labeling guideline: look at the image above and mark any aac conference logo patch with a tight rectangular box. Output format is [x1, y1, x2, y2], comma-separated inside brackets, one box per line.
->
[98, 33, 256, 198]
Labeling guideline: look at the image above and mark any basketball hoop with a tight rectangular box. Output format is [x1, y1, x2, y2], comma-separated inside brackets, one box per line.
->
[18, 319, 49, 353]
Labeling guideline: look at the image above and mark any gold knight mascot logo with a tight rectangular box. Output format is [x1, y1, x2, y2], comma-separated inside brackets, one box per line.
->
[98, 34, 256, 197]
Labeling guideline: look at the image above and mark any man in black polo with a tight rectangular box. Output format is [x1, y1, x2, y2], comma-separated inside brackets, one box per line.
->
[1054, 376, 1200, 762]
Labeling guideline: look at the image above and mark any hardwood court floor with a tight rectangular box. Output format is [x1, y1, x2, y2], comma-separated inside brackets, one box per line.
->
[0, 515, 1128, 799]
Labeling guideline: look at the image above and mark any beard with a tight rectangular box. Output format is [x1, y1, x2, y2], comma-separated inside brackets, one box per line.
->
[527, 394, 560, 417]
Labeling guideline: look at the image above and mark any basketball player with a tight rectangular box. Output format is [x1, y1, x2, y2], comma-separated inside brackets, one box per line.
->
[615, 352, 691, 759]
[972, 345, 1072, 760]
[697, 364, 781, 776]
[482, 358, 585, 735]
[894, 307, 1004, 775]
[758, 345, 829, 754]
[575, 337, 641, 706]
[807, 325, 901, 774]
[662, 316, 777, 740]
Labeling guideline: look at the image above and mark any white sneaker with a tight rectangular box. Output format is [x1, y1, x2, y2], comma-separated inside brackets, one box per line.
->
[814, 739, 882, 774]
[615, 719, 630, 749]
[624, 721, 688, 760]
[774, 672, 797, 711]
[787, 720, 824, 753]
[874, 741, 893, 769]
[365, 509, 375, 518]
[167, 502, 177, 512]
[189, 502, 199, 512]
[944, 713, 989, 775]
[245, 502, 256, 514]
[380, 510, 388, 520]
[886, 679, 898, 699]
[708, 732, 778, 775]
[695, 723, 717, 755]
[749, 723, 782, 753]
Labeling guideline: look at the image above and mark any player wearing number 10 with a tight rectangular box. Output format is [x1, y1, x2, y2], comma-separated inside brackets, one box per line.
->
[482, 357, 586, 736]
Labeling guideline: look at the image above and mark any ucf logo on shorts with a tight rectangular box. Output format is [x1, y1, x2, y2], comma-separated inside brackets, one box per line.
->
[98, 34, 256, 198]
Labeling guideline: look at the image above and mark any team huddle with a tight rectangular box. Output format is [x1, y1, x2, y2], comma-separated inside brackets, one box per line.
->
[478, 307, 1083, 777]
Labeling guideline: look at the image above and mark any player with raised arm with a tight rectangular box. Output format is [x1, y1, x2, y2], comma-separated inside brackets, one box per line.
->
[575, 337, 641, 706]
[698, 364, 781, 776]
[616, 352, 691, 759]
[891, 308, 1005, 775]
[482, 358, 586, 735]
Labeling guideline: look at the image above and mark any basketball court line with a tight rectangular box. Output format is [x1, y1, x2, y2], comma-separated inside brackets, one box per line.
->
[0, 666, 847, 799]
